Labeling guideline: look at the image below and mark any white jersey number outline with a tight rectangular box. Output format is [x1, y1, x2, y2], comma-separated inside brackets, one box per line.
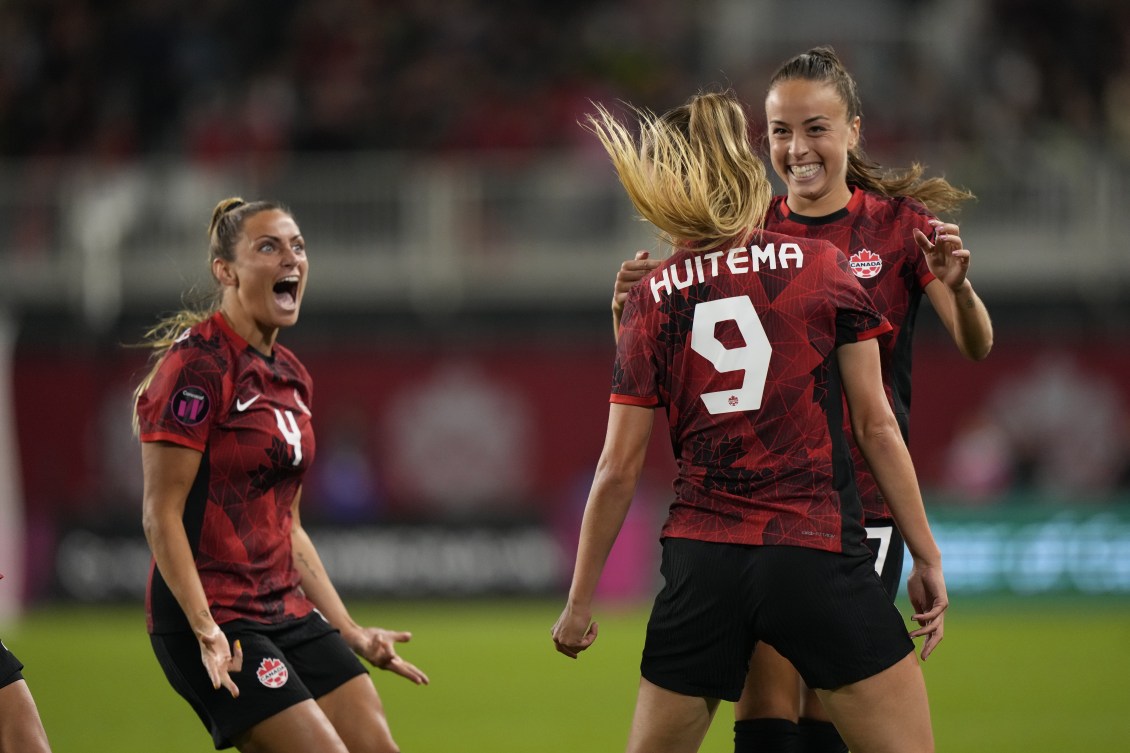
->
[690, 296, 772, 414]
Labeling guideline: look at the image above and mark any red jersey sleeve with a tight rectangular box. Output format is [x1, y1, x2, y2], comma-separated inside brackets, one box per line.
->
[611, 288, 663, 408]
[136, 330, 230, 452]
[901, 197, 939, 290]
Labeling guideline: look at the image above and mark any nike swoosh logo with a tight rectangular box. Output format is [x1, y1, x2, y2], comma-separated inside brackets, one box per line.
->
[235, 395, 260, 412]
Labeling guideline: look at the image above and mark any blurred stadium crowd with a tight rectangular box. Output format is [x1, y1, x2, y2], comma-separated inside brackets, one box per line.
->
[0, 0, 699, 160]
[1, 0, 1128, 161]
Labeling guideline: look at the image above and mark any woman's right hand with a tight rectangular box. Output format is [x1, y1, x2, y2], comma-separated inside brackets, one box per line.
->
[197, 624, 243, 697]
[551, 603, 599, 659]
[612, 251, 662, 314]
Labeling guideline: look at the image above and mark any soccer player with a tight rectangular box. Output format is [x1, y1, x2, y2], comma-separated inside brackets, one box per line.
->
[611, 46, 993, 753]
[133, 198, 428, 752]
[553, 89, 948, 753]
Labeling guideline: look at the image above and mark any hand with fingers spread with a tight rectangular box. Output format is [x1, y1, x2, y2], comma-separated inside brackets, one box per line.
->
[916, 220, 972, 292]
[198, 626, 243, 698]
[551, 603, 599, 659]
[906, 561, 948, 661]
[347, 626, 430, 685]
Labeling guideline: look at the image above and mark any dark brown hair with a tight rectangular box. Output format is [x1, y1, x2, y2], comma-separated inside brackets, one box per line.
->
[769, 46, 974, 215]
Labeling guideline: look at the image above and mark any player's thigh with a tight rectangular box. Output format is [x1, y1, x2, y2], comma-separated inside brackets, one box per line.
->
[0, 680, 52, 753]
[234, 698, 349, 753]
[799, 685, 831, 723]
[814, 652, 933, 753]
[734, 641, 801, 721]
[625, 677, 719, 753]
[316, 675, 398, 753]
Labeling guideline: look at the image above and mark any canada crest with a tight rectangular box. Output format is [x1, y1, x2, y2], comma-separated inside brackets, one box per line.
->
[849, 249, 882, 279]
[256, 657, 289, 688]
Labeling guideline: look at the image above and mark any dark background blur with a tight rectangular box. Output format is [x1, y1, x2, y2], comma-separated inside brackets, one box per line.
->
[1, 0, 1128, 610]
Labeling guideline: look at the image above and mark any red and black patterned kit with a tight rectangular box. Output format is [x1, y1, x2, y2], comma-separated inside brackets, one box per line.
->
[613, 228, 891, 555]
[766, 188, 936, 523]
[136, 311, 316, 633]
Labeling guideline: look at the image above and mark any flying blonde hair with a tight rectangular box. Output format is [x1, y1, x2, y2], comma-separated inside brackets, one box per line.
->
[586, 89, 772, 251]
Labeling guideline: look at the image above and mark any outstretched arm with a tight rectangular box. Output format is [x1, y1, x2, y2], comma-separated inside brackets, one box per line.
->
[918, 221, 993, 361]
[290, 490, 429, 685]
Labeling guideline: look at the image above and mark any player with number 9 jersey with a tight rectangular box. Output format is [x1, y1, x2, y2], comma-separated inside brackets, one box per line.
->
[554, 91, 948, 753]
[613, 231, 890, 555]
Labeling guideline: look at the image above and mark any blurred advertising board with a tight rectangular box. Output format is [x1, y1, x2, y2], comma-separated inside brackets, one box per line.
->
[48, 505, 1130, 602]
[10, 332, 1130, 602]
[927, 505, 1130, 596]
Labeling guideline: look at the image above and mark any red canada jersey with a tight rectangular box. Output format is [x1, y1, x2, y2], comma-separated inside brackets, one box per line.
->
[766, 189, 936, 522]
[137, 312, 316, 633]
[614, 229, 891, 554]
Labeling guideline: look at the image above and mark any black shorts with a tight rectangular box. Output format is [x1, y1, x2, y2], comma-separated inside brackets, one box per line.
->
[150, 611, 368, 750]
[0, 639, 24, 688]
[640, 538, 914, 700]
[864, 519, 906, 599]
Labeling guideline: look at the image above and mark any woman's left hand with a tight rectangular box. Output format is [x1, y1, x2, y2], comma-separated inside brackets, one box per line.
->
[347, 626, 430, 685]
[906, 562, 948, 661]
[916, 220, 971, 291]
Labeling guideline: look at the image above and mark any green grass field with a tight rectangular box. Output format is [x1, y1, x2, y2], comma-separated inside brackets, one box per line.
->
[6, 596, 1130, 752]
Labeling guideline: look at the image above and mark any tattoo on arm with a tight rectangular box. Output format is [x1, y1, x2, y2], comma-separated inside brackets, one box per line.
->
[296, 552, 320, 581]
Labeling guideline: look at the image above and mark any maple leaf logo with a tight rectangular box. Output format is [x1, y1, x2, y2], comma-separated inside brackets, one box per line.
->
[256, 657, 289, 688]
[849, 249, 882, 279]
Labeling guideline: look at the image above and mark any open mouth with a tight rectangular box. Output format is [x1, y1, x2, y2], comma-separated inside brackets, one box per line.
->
[273, 276, 300, 308]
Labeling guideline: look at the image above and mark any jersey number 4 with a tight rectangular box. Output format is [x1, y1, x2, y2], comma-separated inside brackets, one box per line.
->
[274, 409, 303, 466]
[691, 296, 772, 415]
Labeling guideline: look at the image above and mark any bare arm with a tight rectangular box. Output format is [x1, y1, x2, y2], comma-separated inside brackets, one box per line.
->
[552, 403, 654, 658]
[917, 221, 993, 361]
[837, 339, 948, 659]
[141, 441, 242, 696]
[291, 490, 428, 685]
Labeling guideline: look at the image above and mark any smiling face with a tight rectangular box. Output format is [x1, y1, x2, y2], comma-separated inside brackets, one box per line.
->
[765, 78, 860, 216]
[213, 208, 308, 353]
